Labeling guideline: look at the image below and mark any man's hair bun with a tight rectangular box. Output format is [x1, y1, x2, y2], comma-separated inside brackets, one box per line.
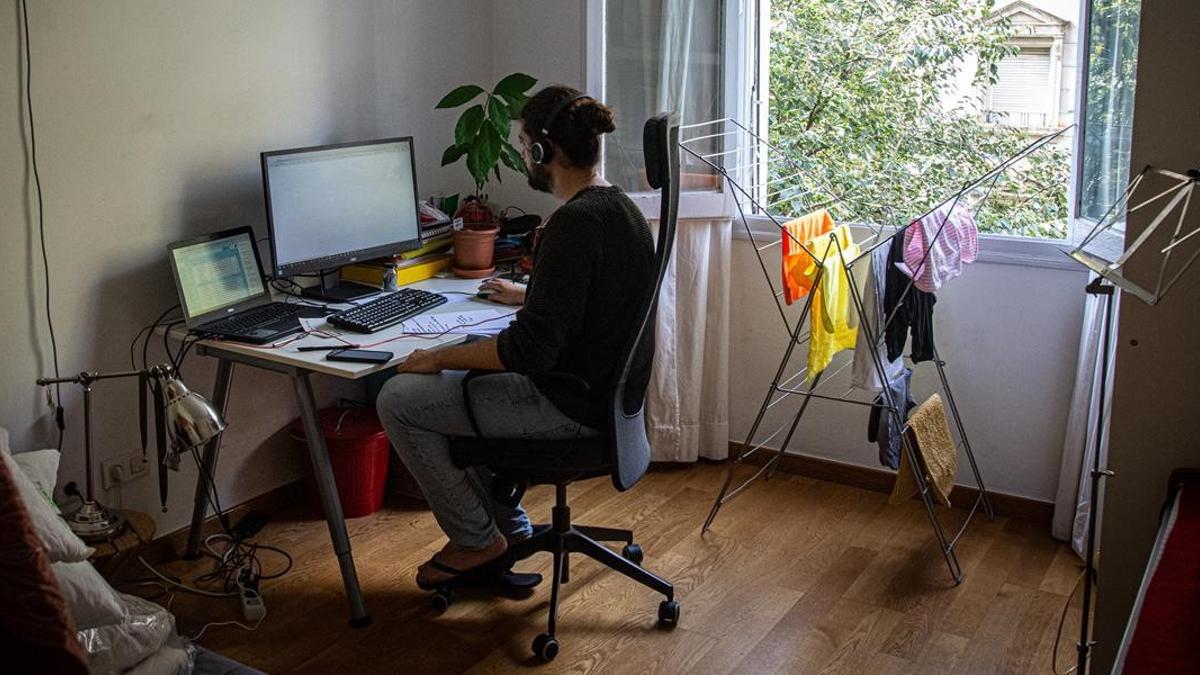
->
[576, 100, 616, 136]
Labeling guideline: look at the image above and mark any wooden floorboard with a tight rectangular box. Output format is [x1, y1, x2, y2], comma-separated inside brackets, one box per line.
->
[139, 463, 1083, 674]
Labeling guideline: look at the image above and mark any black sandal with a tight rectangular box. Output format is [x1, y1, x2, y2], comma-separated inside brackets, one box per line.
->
[416, 556, 510, 591]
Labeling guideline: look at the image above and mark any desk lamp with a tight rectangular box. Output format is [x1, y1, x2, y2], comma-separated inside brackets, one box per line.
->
[1066, 165, 1199, 674]
[36, 365, 226, 542]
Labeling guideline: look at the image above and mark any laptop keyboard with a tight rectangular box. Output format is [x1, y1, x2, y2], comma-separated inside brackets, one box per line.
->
[204, 302, 306, 334]
[327, 288, 448, 333]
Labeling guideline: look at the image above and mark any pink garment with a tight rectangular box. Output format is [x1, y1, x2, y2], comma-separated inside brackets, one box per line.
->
[895, 203, 979, 292]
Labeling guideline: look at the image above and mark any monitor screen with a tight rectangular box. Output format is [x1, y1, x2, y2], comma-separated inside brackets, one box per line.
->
[262, 137, 421, 275]
[171, 229, 266, 320]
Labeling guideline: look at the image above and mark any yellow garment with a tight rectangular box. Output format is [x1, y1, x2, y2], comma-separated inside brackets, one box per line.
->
[889, 394, 957, 507]
[801, 224, 859, 377]
[781, 210, 834, 305]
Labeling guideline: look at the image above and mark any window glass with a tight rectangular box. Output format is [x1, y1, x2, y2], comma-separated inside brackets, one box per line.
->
[1078, 0, 1141, 222]
[766, 0, 1078, 239]
[603, 0, 724, 192]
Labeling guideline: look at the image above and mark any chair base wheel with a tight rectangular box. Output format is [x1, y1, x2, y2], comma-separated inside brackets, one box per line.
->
[431, 588, 453, 612]
[532, 633, 560, 662]
[622, 543, 644, 565]
[658, 600, 680, 627]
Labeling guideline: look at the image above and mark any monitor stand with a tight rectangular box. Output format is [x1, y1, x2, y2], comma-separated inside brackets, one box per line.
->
[301, 274, 378, 303]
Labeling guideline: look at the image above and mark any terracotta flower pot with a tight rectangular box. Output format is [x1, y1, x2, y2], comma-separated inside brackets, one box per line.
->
[452, 223, 499, 279]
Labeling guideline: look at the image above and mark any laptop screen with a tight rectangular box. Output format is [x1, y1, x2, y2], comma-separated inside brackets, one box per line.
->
[171, 230, 266, 320]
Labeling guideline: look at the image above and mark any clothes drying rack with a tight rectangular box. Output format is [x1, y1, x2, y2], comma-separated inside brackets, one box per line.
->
[681, 118, 1070, 583]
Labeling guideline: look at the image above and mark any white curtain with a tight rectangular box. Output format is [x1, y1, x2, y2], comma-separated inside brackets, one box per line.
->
[642, 0, 732, 461]
[1052, 282, 1119, 555]
[647, 219, 731, 461]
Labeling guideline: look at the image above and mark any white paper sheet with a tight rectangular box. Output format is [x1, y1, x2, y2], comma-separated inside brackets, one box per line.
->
[401, 308, 514, 336]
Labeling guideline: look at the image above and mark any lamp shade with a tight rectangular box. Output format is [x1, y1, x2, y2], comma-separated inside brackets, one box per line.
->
[161, 375, 227, 450]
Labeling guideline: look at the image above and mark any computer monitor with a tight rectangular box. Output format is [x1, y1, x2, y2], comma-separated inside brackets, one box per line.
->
[261, 137, 422, 301]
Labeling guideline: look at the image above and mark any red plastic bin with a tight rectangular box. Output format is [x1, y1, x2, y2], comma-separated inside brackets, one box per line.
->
[290, 406, 391, 518]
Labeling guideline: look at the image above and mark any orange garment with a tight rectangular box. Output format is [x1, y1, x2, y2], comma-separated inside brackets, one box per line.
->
[781, 209, 835, 305]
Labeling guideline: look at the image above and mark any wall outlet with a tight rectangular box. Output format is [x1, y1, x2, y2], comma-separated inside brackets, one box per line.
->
[101, 452, 149, 490]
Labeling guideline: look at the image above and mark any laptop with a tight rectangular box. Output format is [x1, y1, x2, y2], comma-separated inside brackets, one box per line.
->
[168, 226, 331, 344]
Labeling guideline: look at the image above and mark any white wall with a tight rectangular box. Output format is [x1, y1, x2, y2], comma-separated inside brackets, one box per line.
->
[486, 0, 587, 216]
[1, 0, 493, 534]
[729, 237, 1087, 501]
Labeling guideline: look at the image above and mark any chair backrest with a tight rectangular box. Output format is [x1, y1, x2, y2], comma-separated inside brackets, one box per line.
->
[608, 113, 680, 491]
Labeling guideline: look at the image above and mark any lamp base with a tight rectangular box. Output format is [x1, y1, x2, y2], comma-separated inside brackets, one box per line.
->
[67, 500, 127, 542]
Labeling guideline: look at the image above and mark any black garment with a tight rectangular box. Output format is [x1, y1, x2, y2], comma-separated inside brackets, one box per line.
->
[496, 186, 654, 429]
[882, 232, 937, 363]
[867, 367, 915, 470]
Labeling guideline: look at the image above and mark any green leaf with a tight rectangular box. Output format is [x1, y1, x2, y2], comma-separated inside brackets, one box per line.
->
[454, 105, 485, 147]
[500, 142, 527, 175]
[476, 125, 502, 178]
[487, 95, 512, 134]
[493, 72, 537, 99]
[500, 92, 529, 119]
[436, 84, 484, 109]
[493, 164, 502, 183]
[441, 144, 467, 166]
[466, 146, 487, 192]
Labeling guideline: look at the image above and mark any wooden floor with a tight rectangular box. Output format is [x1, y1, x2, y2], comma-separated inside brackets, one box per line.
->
[150, 463, 1084, 674]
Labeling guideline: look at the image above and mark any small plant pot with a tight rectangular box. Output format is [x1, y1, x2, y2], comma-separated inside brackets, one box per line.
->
[452, 223, 500, 278]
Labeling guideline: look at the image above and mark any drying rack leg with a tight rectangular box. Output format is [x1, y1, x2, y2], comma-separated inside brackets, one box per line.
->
[931, 349, 995, 520]
[703, 269, 823, 534]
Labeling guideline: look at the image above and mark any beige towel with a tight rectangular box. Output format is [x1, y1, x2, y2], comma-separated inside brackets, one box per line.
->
[889, 394, 957, 507]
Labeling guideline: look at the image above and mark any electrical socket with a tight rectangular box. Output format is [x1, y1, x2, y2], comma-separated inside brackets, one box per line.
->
[101, 452, 149, 490]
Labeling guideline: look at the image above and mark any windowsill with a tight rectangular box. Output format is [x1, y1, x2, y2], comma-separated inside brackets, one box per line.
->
[734, 214, 1087, 272]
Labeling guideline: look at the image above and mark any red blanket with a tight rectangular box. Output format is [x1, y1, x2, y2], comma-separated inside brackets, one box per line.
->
[1121, 484, 1200, 673]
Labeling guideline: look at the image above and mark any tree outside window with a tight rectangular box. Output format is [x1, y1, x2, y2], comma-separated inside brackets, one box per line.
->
[767, 0, 1095, 239]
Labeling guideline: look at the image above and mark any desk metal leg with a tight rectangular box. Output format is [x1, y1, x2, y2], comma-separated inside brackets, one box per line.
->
[185, 359, 234, 559]
[292, 371, 371, 627]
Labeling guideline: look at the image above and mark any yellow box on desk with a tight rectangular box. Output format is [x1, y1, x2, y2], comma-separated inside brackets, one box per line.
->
[340, 253, 452, 289]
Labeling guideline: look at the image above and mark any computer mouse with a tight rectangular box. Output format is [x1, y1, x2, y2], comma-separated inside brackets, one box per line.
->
[476, 290, 496, 299]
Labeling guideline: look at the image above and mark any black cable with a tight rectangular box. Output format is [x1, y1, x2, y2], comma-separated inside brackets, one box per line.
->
[162, 320, 186, 370]
[21, 0, 63, 450]
[130, 304, 181, 369]
[188, 451, 293, 588]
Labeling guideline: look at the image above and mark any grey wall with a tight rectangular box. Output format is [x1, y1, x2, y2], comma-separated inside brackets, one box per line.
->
[1092, 0, 1200, 670]
[2, 0, 493, 534]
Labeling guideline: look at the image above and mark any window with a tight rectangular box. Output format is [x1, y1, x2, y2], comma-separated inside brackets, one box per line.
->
[600, 0, 726, 193]
[989, 47, 1055, 128]
[593, 0, 1140, 244]
[1077, 0, 1141, 223]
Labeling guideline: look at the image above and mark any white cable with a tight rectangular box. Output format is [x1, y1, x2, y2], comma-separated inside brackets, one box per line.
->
[188, 613, 265, 642]
[138, 556, 237, 598]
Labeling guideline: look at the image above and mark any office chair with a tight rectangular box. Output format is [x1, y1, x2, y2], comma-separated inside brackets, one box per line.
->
[443, 113, 681, 662]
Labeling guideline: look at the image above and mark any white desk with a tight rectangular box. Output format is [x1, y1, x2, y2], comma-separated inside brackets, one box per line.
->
[182, 276, 515, 627]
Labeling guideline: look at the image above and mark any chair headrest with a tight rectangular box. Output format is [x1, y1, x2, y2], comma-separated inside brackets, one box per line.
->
[643, 114, 672, 190]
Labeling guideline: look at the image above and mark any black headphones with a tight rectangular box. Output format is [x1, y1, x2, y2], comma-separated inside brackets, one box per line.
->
[529, 93, 591, 165]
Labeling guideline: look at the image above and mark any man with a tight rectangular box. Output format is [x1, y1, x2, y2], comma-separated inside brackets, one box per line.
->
[377, 86, 655, 589]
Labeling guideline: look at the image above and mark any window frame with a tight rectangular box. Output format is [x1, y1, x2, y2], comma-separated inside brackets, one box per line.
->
[586, 0, 1106, 269]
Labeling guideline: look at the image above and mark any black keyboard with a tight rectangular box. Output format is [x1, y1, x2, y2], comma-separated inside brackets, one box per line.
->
[204, 302, 305, 334]
[327, 288, 448, 333]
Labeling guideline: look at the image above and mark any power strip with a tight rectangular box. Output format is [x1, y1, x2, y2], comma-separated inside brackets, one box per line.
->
[237, 567, 266, 623]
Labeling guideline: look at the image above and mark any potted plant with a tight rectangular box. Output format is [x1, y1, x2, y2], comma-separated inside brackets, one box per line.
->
[436, 72, 537, 277]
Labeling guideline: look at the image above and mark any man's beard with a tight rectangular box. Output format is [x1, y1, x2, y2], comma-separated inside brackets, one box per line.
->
[527, 163, 553, 193]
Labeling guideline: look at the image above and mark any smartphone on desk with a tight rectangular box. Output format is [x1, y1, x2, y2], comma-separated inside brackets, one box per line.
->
[326, 349, 393, 364]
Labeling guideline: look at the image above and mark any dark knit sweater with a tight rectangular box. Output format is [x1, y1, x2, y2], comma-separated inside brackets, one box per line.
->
[496, 186, 654, 429]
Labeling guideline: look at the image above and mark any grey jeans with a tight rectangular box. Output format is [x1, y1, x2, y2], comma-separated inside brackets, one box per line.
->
[376, 371, 599, 550]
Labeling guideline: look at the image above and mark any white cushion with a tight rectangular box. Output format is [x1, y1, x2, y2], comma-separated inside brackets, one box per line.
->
[51, 560, 127, 630]
[0, 427, 93, 562]
[13, 448, 62, 513]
